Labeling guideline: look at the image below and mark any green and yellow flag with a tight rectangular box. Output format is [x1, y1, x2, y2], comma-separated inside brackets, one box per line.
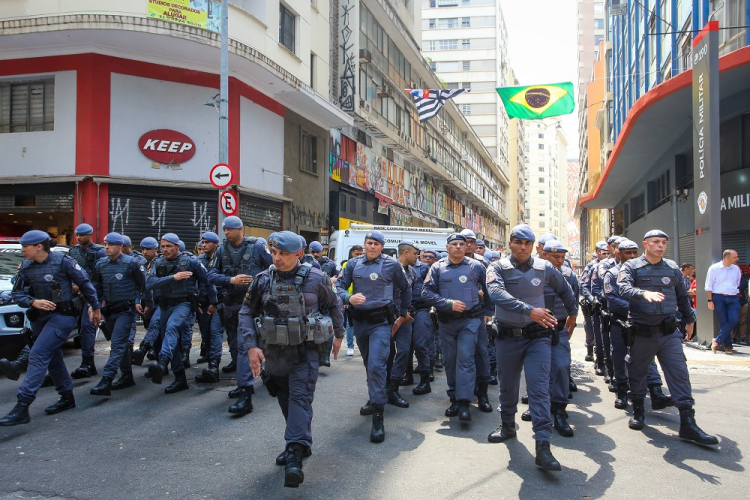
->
[497, 82, 575, 120]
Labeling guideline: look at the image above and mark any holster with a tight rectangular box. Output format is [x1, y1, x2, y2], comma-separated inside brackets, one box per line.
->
[616, 319, 635, 348]
[260, 367, 278, 398]
[101, 301, 133, 318]
[143, 307, 157, 330]
[486, 318, 499, 340]
[429, 307, 439, 331]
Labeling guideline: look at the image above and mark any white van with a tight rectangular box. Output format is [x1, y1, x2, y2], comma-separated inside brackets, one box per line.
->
[327, 224, 454, 266]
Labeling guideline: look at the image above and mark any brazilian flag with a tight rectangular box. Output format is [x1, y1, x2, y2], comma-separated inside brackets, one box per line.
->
[497, 82, 575, 120]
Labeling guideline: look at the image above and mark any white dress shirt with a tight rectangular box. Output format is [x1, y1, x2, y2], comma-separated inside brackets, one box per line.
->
[705, 262, 741, 296]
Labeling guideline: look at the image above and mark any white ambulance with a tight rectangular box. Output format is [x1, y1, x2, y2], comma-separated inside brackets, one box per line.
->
[327, 224, 454, 266]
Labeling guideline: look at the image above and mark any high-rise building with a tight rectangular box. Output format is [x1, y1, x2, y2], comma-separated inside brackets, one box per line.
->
[507, 69, 526, 232]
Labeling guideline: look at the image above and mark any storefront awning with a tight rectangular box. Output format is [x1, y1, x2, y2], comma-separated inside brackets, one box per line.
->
[580, 46, 750, 209]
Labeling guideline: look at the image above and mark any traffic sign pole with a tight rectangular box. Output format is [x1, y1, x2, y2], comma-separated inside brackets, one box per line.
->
[218, 0, 229, 240]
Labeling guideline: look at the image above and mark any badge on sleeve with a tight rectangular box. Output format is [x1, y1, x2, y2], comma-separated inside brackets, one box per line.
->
[604, 280, 614, 294]
[486, 269, 497, 284]
[618, 271, 627, 282]
[140, 265, 145, 272]
[74, 263, 82, 271]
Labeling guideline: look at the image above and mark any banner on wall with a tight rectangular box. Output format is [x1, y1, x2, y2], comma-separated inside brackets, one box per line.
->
[147, 0, 223, 33]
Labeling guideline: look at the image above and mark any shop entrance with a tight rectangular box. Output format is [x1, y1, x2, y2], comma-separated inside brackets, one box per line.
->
[0, 184, 76, 244]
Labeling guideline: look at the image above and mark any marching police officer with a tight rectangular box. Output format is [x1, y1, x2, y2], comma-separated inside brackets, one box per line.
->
[132, 237, 161, 366]
[89, 233, 146, 396]
[592, 235, 622, 389]
[120, 235, 146, 357]
[410, 248, 436, 395]
[0, 230, 101, 426]
[309, 241, 338, 278]
[68, 223, 106, 379]
[195, 231, 226, 382]
[336, 230, 411, 443]
[238, 231, 344, 487]
[485, 225, 577, 471]
[421, 233, 493, 424]
[146, 233, 210, 394]
[298, 236, 321, 270]
[616, 230, 717, 445]
[207, 216, 272, 415]
[580, 241, 608, 368]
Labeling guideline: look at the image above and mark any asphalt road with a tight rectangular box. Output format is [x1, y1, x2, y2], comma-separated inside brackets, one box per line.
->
[0, 325, 748, 500]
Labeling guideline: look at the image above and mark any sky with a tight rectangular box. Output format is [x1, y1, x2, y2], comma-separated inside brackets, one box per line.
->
[499, 0, 580, 158]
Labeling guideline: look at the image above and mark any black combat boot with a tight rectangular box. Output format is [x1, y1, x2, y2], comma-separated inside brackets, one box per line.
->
[489, 362, 498, 385]
[148, 357, 169, 385]
[614, 383, 629, 410]
[71, 357, 97, 379]
[90, 376, 113, 396]
[146, 350, 157, 361]
[360, 400, 374, 415]
[445, 398, 460, 417]
[535, 440, 562, 471]
[0, 400, 31, 426]
[45, 392, 75, 415]
[521, 394, 529, 404]
[320, 350, 331, 368]
[181, 350, 191, 369]
[488, 422, 516, 443]
[678, 408, 719, 446]
[475, 382, 493, 413]
[458, 401, 471, 422]
[131, 342, 151, 366]
[594, 359, 605, 377]
[41, 373, 54, 387]
[434, 352, 443, 370]
[221, 359, 237, 373]
[276, 446, 312, 466]
[283, 443, 305, 488]
[552, 402, 574, 437]
[400, 365, 414, 386]
[412, 372, 432, 396]
[429, 361, 435, 382]
[649, 384, 675, 410]
[197, 343, 209, 364]
[521, 410, 532, 421]
[629, 398, 645, 430]
[0, 349, 30, 381]
[111, 372, 136, 391]
[228, 386, 254, 415]
[370, 406, 385, 443]
[165, 370, 189, 394]
[585, 345, 594, 362]
[569, 378, 578, 392]
[228, 386, 242, 398]
[386, 379, 409, 408]
[195, 361, 220, 383]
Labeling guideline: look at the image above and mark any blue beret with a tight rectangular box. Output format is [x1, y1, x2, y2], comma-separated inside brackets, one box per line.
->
[543, 240, 568, 253]
[475, 239, 485, 247]
[140, 237, 159, 249]
[309, 241, 323, 252]
[104, 232, 124, 245]
[298, 235, 307, 248]
[447, 233, 467, 244]
[201, 232, 220, 244]
[364, 230, 385, 245]
[644, 229, 669, 240]
[440, 252, 448, 258]
[460, 229, 476, 240]
[538, 233, 557, 245]
[607, 235, 621, 244]
[222, 216, 243, 229]
[595, 241, 609, 251]
[490, 250, 501, 259]
[618, 239, 639, 250]
[161, 233, 180, 245]
[122, 235, 132, 247]
[399, 240, 418, 250]
[75, 223, 94, 235]
[509, 224, 535, 243]
[268, 231, 303, 253]
[178, 240, 185, 252]
[20, 230, 50, 245]
[422, 249, 437, 257]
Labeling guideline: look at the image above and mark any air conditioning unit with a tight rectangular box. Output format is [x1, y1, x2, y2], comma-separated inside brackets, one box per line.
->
[359, 49, 372, 63]
[377, 86, 393, 98]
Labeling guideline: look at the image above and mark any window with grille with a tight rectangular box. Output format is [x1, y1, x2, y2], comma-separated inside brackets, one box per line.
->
[301, 133, 317, 174]
[439, 40, 458, 50]
[462, 17, 470, 27]
[279, 4, 296, 54]
[461, 104, 471, 115]
[438, 18, 458, 28]
[462, 39, 470, 49]
[0, 79, 55, 133]
[462, 61, 470, 71]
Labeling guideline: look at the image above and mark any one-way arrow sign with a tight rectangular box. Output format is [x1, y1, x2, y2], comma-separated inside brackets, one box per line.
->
[210, 163, 234, 189]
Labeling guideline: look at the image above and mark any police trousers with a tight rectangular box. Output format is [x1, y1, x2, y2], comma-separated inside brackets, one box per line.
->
[550, 330, 571, 405]
[79, 302, 97, 360]
[182, 311, 196, 353]
[274, 348, 320, 449]
[474, 324, 491, 385]
[610, 321, 665, 386]
[353, 319, 391, 407]
[157, 302, 192, 373]
[388, 322, 412, 381]
[18, 313, 78, 404]
[439, 317, 481, 403]
[627, 329, 694, 409]
[495, 335, 553, 441]
[583, 309, 594, 349]
[199, 304, 225, 362]
[411, 309, 433, 373]
[226, 303, 253, 388]
[102, 308, 136, 379]
[143, 307, 162, 347]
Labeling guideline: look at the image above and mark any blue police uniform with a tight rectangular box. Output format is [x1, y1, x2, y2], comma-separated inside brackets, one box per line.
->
[178, 250, 215, 366]
[580, 257, 599, 359]
[547, 259, 578, 406]
[196, 250, 225, 375]
[133, 252, 162, 363]
[385, 260, 416, 407]
[2, 242, 100, 425]
[410, 260, 434, 392]
[592, 255, 616, 379]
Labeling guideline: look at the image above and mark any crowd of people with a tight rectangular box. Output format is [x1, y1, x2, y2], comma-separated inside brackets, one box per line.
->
[0, 220, 721, 488]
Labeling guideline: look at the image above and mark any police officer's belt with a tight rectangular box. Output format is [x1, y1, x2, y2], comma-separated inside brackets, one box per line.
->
[411, 299, 429, 310]
[437, 305, 484, 323]
[498, 323, 551, 339]
[157, 296, 191, 308]
[632, 317, 677, 336]
[611, 312, 628, 323]
[555, 319, 568, 333]
[25, 299, 82, 322]
[349, 306, 390, 324]
[101, 301, 134, 316]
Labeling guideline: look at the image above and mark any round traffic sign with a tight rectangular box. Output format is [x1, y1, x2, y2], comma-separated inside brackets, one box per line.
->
[220, 190, 238, 216]
[210, 163, 234, 189]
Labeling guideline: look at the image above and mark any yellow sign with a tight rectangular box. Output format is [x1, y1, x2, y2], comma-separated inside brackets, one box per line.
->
[147, 0, 222, 33]
[339, 218, 368, 230]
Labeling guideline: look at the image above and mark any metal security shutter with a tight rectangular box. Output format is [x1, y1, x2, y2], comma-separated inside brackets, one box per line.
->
[108, 186, 218, 251]
[722, 231, 749, 264]
[239, 197, 283, 231]
[678, 234, 696, 267]
[0, 183, 75, 213]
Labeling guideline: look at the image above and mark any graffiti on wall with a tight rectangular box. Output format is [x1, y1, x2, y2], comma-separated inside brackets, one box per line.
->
[339, 0, 356, 112]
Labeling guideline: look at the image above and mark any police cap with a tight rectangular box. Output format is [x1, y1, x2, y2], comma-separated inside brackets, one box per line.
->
[161, 233, 180, 245]
[268, 231, 303, 253]
[543, 240, 568, 253]
[140, 237, 159, 250]
[447, 233, 467, 244]
[298, 235, 307, 248]
[607, 235, 621, 244]
[201, 232, 220, 244]
[309, 241, 324, 253]
[538, 233, 558, 246]
[509, 224, 535, 243]
[618, 239, 639, 250]
[364, 230, 385, 245]
[178, 240, 185, 252]
[460, 229, 477, 240]
[421, 249, 437, 257]
[643, 229, 669, 240]
[122, 235, 132, 247]
[476, 239, 486, 247]
[595, 241, 609, 251]
[19, 230, 50, 246]
[222, 216, 243, 229]
[104, 232, 124, 246]
[75, 223, 94, 236]
[399, 240, 418, 250]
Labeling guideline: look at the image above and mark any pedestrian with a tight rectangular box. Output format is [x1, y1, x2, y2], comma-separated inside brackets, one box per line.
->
[705, 249, 741, 354]
[0, 230, 101, 425]
[617, 230, 717, 445]
[421, 233, 494, 424]
[67, 223, 106, 379]
[238, 231, 344, 487]
[207, 216, 272, 414]
[733, 264, 750, 345]
[485, 225, 577, 471]
[335, 230, 411, 443]
[88, 232, 146, 396]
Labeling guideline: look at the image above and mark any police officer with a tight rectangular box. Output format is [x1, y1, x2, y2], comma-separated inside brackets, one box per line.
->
[195, 231, 226, 383]
[120, 235, 146, 357]
[207, 216, 272, 415]
[475, 239, 487, 258]
[238, 231, 344, 487]
[89, 233, 146, 396]
[410, 248, 436, 395]
[541, 240, 578, 437]
[486, 225, 577, 471]
[336, 230, 411, 443]
[298, 236, 321, 270]
[132, 237, 161, 366]
[177, 238, 211, 369]
[309, 241, 338, 278]
[0, 231, 101, 426]
[592, 235, 622, 389]
[616, 230, 717, 445]
[421, 233, 493, 424]
[146, 233, 210, 394]
[580, 242, 609, 368]
[68, 223, 106, 379]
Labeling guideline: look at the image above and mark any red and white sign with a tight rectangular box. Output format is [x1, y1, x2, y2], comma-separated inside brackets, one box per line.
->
[138, 129, 196, 164]
[220, 191, 237, 216]
[210, 163, 234, 189]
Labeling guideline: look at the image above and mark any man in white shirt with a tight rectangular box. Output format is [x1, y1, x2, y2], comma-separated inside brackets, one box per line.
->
[705, 249, 741, 354]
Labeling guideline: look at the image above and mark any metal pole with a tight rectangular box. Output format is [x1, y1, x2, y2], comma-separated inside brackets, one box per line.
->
[218, 0, 229, 239]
